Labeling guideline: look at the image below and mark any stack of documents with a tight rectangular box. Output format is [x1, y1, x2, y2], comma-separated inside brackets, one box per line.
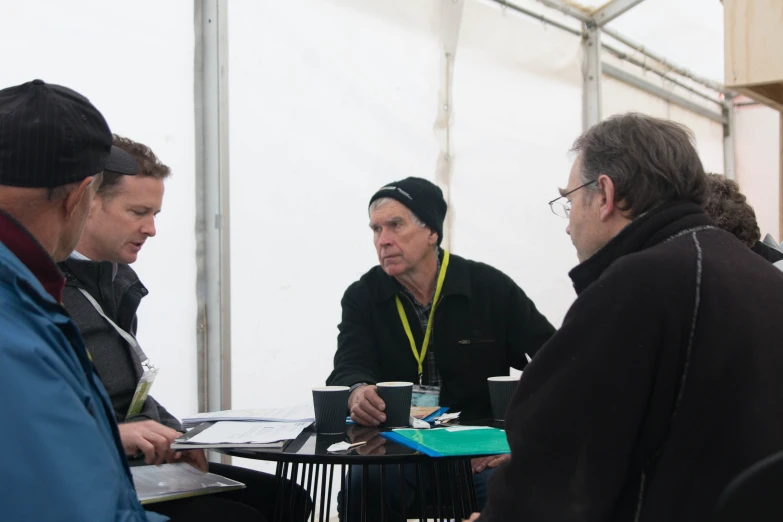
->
[173, 421, 311, 450]
[181, 405, 315, 428]
[132, 463, 245, 504]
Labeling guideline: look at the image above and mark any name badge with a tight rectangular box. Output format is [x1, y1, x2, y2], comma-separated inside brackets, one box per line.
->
[126, 366, 159, 418]
[412, 384, 440, 407]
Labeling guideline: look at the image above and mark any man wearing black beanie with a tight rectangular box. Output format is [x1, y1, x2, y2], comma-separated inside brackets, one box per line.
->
[327, 176, 555, 521]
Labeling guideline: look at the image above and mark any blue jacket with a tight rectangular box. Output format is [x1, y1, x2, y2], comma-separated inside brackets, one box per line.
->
[0, 242, 167, 522]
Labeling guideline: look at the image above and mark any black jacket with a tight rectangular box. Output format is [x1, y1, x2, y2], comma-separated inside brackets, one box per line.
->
[60, 258, 182, 431]
[326, 251, 555, 421]
[481, 202, 783, 522]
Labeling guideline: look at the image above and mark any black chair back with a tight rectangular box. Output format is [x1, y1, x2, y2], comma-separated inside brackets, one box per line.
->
[715, 450, 783, 522]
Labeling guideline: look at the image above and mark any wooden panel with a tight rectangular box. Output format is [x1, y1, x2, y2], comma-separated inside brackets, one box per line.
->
[725, 0, 783, 87]
[734, 84, 783, 113]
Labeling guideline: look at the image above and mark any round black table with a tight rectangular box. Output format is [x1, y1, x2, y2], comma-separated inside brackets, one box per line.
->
[218, 424, 485, 522]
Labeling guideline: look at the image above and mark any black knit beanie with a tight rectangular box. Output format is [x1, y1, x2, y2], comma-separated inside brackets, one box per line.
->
[368, 177, 448, 245]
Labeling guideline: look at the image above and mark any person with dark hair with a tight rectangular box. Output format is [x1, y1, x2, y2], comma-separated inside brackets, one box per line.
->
[0, 80, 163, 521]
[327, 176, 555, 520]
[58, 134, 311, 522]
[471, 113, 783, 522]
[702, 173, 783, 267]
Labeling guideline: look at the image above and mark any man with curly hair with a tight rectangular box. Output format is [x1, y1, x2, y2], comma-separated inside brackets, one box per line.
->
[703, 173, 783, 268]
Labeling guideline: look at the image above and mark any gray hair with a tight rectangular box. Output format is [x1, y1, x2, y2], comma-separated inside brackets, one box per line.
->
[369, 197, 439, 253]
[369, 197, 428, 228]
[571, 112, 708, 218]
[45, 177, 96, 201]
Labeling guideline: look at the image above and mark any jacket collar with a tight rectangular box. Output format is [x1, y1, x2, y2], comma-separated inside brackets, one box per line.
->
[569, 201, 714, 295]
[61, 256, 113, 291]
[371, 248, 471, 303]
[60, 257, 146, 300]
[0, 209, 65, 302]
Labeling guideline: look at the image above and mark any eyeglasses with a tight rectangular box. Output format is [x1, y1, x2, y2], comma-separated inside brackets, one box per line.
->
[548, 180, 596, 218]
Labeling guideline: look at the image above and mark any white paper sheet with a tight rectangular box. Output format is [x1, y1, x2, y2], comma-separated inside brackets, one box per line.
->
[182, 405, 315, 426]
[444, 426, 494, 432]
[183, 421, 310, 444]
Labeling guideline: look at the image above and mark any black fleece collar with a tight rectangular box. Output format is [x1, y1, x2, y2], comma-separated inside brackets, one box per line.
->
[569, 201, 715, 295]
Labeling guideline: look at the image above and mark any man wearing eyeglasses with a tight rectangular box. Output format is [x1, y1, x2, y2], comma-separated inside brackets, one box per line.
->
[471, 113, 783, 522]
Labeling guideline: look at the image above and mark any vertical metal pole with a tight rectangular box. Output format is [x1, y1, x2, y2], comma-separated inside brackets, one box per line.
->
[723, 100, 737, 180]
[194, 0, 231, 463]
[582, 23, 602, 131]
[194, 0, 231, 414]
[435, 0, 464, 251]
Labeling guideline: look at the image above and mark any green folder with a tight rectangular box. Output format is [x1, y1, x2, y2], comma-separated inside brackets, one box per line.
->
[381, 427, 510, 457]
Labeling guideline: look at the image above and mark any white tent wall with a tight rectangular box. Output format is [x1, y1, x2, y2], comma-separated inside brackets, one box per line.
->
[668, 105, 725, 175]
[449, 0, 583, 330]
[227, 0, 443, 475]
[735, 105, 781, 240]
[601, 72, 726, 175]
[0, 1, 199, 420]
[603, 75, 669, 119]
[602, 0, 725, 83]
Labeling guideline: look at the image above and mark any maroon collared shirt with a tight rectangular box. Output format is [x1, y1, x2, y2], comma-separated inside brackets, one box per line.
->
[0, 209, 65, 302]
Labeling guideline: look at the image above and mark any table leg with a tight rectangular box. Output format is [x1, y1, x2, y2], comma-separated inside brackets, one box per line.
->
[326, 465, 334, 522]
[288, 462, 300, 521]
[337, 464, 346, 522]
[463, 460, 478, 512]
[455, 460, 469, 517]
[416, 462, 426, 522]
[304, 464, 314, 522]
[273, 463, 281, 522]
[345, 464, 354, 522]
[311, 464, 320, 522]
[432, 460, 443, 521]
[321, 464, 331, 522]
[280, 462, 292, 522]
[360, 464, 369, 522]
[380, 464, 386, 522]
[445, 461, 454, 519]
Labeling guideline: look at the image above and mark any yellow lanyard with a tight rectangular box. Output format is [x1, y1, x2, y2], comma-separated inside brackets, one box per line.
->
[394, 250, 450, 384]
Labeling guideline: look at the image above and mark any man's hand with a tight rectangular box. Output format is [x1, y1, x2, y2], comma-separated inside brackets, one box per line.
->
[348, 385, 386, 426]
[118, 420, 179, 466]
[356, 437, 387, 456]
[346, 425, 387, 456]
[167, 440, 209, 473]
[464, 512, 481, 521]
[471, 454, 510, 474]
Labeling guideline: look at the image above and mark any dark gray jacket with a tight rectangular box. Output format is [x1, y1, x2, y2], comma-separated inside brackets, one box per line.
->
[60, 258, 182, 431]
